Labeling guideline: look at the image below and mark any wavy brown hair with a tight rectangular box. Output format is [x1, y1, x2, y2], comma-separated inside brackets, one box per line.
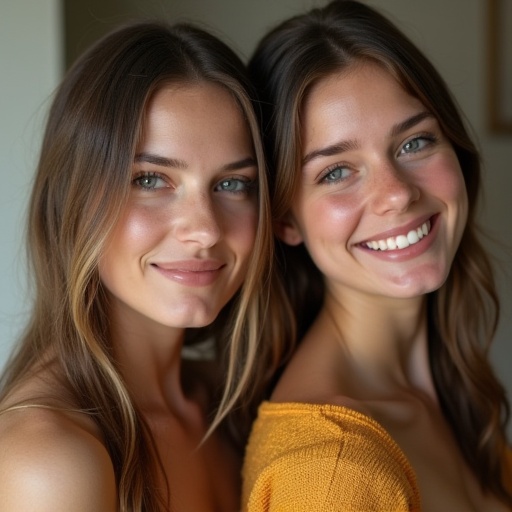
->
[248, 0, 511, 505]
[0, 21, 291, 511]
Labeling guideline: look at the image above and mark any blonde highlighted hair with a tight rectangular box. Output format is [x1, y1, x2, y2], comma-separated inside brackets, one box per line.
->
[0, 21, 291, 511]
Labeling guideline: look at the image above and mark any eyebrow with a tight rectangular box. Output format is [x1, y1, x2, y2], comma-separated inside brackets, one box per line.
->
[134, 152, 187, 169]
[222, 156, 257, 171]
[134, 152, 257, 171]
[302, 140, 359, 166]
[390, 111, 434, 137]
[301, 110, 434, 167]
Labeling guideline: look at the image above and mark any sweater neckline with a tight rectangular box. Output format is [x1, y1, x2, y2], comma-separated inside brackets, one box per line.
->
[258, 399, 421, 504]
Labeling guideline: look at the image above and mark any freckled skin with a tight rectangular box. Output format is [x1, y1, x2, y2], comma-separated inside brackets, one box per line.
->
[281, 62, 468, 301]
[271, 62, 508, 512]
[99, 83, 259, 330]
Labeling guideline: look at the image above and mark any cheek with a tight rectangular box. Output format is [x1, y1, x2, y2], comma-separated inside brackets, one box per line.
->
[296, 193, 360, 243]
[115, 202, 170, 251]
[100, 205, 165, 277]
[227, 205, 259, 255]
[422, 152, 465, 199]
[427, 155, 468, 226]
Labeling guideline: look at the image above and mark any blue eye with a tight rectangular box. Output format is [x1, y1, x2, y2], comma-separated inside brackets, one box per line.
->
[133, 172, 167, 190]
[216, 178, 254, 194]
[321, 166, 351, 184]
[400, 135, 436, 154]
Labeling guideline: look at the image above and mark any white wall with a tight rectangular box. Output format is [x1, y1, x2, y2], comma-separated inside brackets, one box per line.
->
[0, 0, 62, 368]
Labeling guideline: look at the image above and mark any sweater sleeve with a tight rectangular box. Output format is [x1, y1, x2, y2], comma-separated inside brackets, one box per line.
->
[242, 403, 420, 512]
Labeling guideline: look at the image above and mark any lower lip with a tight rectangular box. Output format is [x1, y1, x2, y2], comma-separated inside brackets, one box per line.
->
[152, 265, 223, 287]
[358, 216, 439, 262]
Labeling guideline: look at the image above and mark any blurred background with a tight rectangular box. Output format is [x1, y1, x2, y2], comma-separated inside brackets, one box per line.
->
[1, 0, 511, 436]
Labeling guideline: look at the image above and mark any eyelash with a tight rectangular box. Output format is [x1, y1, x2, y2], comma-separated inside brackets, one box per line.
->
[316, 133, 438, 184]
[215, 177, 256, 195]
[132, 171, 256, 195]
[399, 133, 438, 155]
[318, 164, 352, 185]
[132, 172, 167, 190]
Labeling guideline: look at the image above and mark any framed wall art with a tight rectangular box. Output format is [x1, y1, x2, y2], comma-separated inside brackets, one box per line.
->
[488, 0, 512, 133]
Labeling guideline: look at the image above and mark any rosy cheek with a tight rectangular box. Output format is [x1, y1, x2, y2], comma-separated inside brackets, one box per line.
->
[290, 193, 357, 262]
[418, 151, 462, 193]
[430, 155, 468, 213]
[229, 208, 258, 252]
[440, 166, 464, 195]
[307, 194, 360, 232]
[112, 203, 166, 251]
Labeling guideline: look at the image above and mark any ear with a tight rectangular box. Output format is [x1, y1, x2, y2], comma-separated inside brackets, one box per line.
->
[274, 213, 303, 246]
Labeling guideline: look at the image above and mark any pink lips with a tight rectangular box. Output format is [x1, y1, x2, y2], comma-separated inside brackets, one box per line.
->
[360, 214, 435, 246]
[151, 260, 225, 287]
[358, 215, 439, 262]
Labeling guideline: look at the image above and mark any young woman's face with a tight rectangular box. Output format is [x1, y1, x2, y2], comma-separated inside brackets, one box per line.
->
[280, 62, 468, 301]
[99, 83, 259, 329]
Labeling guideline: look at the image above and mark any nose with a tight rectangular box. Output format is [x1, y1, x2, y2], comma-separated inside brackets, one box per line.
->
[368, 161, 420, 215]
[173, 191, 222, 248]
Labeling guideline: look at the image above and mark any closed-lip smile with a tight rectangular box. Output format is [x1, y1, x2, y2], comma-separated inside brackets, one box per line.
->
[151, 259, 226, 286]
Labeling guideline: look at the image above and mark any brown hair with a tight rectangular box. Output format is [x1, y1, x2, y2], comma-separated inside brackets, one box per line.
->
[0, 20, 290, 511]
[249, 0, 511, 505]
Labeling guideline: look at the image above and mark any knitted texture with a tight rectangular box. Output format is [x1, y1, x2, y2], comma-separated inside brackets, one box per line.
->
[242, 402, 421, 511]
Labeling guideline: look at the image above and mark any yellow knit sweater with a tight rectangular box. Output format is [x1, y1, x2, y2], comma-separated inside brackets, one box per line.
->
[243, 402, 512, 511]
[242, 402, 422, 512]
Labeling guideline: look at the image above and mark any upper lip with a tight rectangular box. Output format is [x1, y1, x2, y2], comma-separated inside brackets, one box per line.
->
[151, 259, 225, 272]
[358, 214, 435, 245]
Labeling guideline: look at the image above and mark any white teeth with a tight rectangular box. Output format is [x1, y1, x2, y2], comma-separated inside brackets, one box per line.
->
[386, 237, 397, 250]
[407, 230, 419, 245]
[364, 220, 431, 251]
[396, 235, 409, 249]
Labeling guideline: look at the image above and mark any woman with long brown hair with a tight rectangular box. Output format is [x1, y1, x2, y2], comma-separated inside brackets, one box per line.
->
[0, 20, 288, 511]
[243, 1, 512, 510]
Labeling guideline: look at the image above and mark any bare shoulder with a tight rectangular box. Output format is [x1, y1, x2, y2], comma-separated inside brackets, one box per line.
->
[0, 406, 116, 511]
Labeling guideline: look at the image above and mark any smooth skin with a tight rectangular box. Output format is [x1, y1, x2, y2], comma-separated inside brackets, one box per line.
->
[275, 62, 507, 512]
[0, 82, 258, 511]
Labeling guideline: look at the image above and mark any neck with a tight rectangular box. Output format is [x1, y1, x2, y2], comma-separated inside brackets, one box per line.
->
[108, 299, 191, 416]
[320, 287, 434, 398]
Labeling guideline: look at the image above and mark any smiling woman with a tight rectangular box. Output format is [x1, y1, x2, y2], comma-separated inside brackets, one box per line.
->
[242, 1, 512, 511]
[0, 20, 289, 512]
[284, 63, 469, 299]
[100, 83, 259, 329]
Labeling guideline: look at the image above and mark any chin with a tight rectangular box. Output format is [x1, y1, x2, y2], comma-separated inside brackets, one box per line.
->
[163, 302, 225, 329]
[166, 312, 219, 329]
[386, 270, 450, 298]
